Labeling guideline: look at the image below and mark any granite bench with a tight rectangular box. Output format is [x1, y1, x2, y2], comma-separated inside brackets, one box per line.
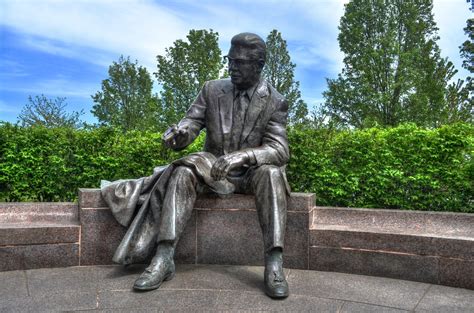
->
[1, 190, 472, 290]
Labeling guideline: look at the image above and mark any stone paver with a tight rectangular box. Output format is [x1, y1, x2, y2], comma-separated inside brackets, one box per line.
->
[0, 264, 472, 312]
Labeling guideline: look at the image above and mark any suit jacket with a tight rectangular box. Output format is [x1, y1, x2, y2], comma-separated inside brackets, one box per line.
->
[176, 78, 290, 169]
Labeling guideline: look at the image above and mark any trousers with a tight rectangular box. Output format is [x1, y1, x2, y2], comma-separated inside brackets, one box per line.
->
[157, 164, 288, 252]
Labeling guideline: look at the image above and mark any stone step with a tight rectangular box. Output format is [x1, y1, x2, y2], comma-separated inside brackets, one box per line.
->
[309, 206, 474, 289]
[0, 223, 80, 246]
[0, 202, 80, 246]
[311, 206, 474, 237]
[0, 202, 79, 224]
[0, 202, 81, 271]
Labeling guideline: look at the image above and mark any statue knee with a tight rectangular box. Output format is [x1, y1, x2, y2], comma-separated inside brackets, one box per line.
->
[172, 166, 196, 183]
[253, 165, 284, 186]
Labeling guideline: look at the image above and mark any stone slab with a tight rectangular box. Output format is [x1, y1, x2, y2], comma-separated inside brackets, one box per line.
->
[216, 290, 343, 312]
[0, 270, 28, 299]
[0, 243, 79, 272]
[26, 266, 97, 296]
[415, 285, 474, 313]
[78, 188, 107, 208]
[309, 246, 439, 284]
[312, 207, 474, 238]
[0, 291, 97, 313]
[0, 202, 78, 224]
[0, 224, 80, 246]
[80, 207, 196, 266]
[439, 258, 474, 290]
[196, 210, 309, 268]
[310, 228, 474, 260]
[79, 188, 315, 213]
[195, 192, 314, 212]
[80, 207, 127, 266]
[196, 209, 264, 266]
[340, 302, 409, 313]
[284, 211, 309, 269]
[287, 269, 429, 310]
[97, 289, 219, 311]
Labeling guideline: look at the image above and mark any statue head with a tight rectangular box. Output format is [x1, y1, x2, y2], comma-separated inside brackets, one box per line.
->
[226, 32, 266, 90]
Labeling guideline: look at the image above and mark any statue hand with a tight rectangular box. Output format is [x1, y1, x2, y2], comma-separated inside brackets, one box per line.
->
[211, 152, 249, 181]
[163, 124, 189, 150]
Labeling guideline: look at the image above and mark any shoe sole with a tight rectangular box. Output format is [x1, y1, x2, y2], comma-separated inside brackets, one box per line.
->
[133, 271, 175, 291]
[265, 289, 289, 299]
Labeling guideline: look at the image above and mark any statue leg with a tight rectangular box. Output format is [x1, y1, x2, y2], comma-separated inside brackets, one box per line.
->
[250, 165, 289, 299]
[134, 165, 198, 291]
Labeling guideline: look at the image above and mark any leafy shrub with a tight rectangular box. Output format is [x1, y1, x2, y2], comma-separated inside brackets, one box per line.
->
[0, 122, 472, 212]
[287, 123, 473, 213]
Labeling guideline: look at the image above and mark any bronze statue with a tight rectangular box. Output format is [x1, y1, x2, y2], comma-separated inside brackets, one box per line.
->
[101, 32, 290, 299]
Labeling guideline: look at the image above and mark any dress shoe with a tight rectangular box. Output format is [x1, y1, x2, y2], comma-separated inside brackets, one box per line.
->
[264, 253, 289, 299]
[133, 256, 175, 291]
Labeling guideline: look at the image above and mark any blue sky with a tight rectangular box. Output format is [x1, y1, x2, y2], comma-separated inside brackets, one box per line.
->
[0, 0, 472, 124]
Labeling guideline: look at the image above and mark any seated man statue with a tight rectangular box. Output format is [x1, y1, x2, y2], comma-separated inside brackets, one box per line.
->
[101, 32, 290, 299]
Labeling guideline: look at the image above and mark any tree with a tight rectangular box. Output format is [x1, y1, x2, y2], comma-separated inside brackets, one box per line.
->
[460, 18, 474, 102]
[18, 95, 83, 128]
[154, 29, 225, 128]
[323, 0, 467, 128]
[91, 56, 157, 131]
[263, 30, 308, 125]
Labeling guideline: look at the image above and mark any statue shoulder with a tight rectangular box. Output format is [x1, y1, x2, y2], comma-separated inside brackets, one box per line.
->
[265, 81, 288, 109]
[202, 78, 232, 93]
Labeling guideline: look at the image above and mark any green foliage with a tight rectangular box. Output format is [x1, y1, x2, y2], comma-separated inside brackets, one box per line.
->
[18, 95, 84, 128]
[0, 123, 203, 202]
[263, 30, 308, 125]
[323, 0, 471, 128]
[287, 123, 474, 213]
[458, 18, 474, 117]
[91, 56, 158, 131]
[1, 123, 472, 213]
[155, 29, 225, 129]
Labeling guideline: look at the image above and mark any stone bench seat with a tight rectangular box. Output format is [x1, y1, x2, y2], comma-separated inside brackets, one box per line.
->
[1, 190, 472, 290]
[310, 206, 474, 289]
[0, 202, 80, 271]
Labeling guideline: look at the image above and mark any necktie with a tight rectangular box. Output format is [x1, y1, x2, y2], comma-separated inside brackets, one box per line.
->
[230, 91, 249, 151]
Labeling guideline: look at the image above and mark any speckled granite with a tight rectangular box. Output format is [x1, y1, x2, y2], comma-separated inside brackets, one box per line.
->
[197, 210, 264, 266]
[0, 224, 80, 246]
[78, 188, 107, 208]
[439, 258, 474, 290]
[78, 189, 311, 268]
[79, 207, 126, 266]
[309, 246, 439, 284]
[0, 202, 78, 223]
[0, 243, 79, 271]
[310, 229, 474, 260]
[195, 192, 314, 212]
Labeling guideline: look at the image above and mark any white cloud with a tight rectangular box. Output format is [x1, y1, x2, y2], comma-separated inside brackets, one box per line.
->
[1, 0, 189, 68]
[1, 0, 470, 86]
[433, 0, 472, 79]
[0, 76, 98, 99]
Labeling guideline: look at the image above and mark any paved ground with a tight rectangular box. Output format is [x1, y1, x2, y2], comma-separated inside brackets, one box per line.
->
[0, 264, 473, 312]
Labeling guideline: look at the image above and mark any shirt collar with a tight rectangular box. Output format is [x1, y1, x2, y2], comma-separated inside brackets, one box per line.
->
[234, 82, 258, 100]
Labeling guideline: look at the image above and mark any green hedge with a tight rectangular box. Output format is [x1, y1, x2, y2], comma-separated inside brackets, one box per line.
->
[0, 123, 472, 212]
[288, 123, 473, 212]
[0, 124, 203, 202]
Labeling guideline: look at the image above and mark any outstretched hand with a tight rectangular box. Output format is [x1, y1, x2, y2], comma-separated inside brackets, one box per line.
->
[162, 124, 189, 150]
[211, 152, 249, 181]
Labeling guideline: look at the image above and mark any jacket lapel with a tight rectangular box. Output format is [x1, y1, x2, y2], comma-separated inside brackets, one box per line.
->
[218, 83, 234, 154]
[240, 80, 269, 143]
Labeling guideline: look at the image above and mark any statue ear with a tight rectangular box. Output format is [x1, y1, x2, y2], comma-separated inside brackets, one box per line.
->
[256, 60, 265, 73]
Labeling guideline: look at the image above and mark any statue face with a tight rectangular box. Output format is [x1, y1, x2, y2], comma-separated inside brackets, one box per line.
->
[226, 46, 262, 90]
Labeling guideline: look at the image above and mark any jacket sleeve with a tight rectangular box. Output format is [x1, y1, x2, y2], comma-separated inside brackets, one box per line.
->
[172, 82, 209, 150]
[245, 98, 290, 167]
